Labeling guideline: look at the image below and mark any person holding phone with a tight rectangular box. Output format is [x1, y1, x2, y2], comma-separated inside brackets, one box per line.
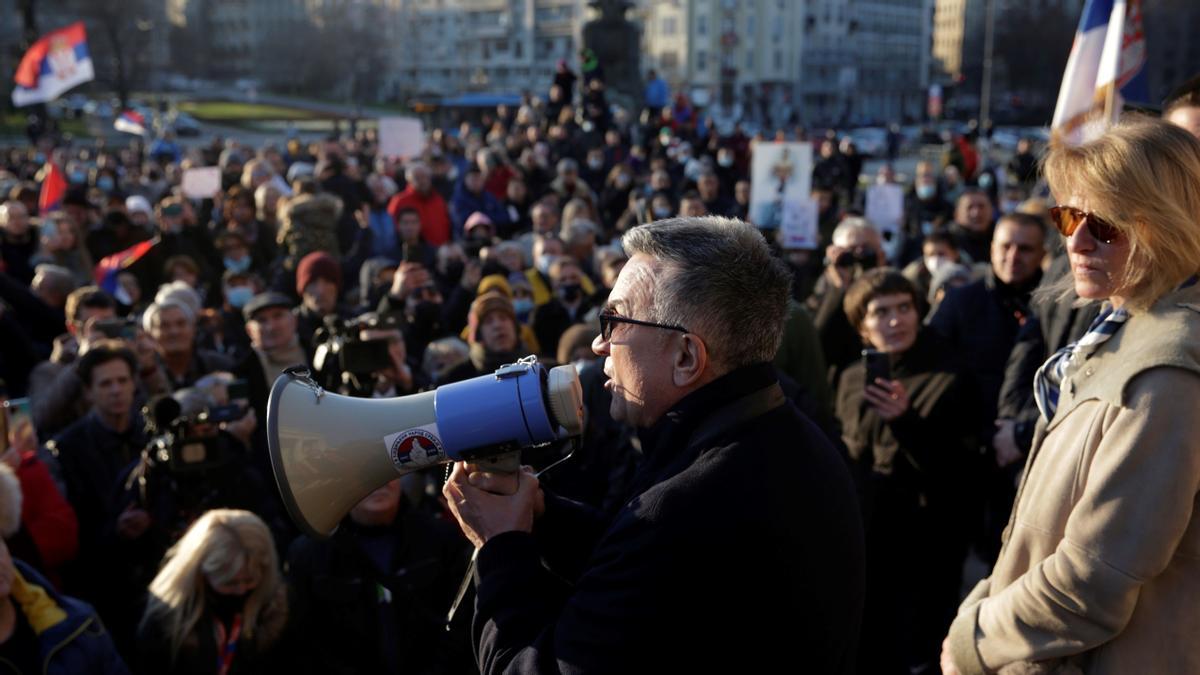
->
[835, 268, 978, 675]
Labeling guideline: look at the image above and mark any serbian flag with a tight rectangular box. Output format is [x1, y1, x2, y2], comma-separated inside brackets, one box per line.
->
[94, 239, 156, 305]
[114, 109, 148, 136]
[12, 22, 95, 107]
[38, 163, 68, 214]
[1051, 0, 1149, 145]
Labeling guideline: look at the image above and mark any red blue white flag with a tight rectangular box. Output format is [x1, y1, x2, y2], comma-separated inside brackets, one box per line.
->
[37, 162, 69, 215]
[12, 22, 95, 107]
[114, 109, 148, 136]
[1052, 0, 1149, 145]
[94, 239, 156, 304]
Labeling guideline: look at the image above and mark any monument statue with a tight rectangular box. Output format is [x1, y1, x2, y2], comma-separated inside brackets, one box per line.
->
[582, 0, 642, 107]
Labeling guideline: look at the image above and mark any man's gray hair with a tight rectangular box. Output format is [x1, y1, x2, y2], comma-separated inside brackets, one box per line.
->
[142, 298, 197, 333]
[154, 281, 202, 316]
[621, 217, 792, 370]
[404, 161, 430, 183]
[831, 217, 880, 248]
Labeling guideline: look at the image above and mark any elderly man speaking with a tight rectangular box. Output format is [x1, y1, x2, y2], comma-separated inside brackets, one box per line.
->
[445, 216, 864, 673]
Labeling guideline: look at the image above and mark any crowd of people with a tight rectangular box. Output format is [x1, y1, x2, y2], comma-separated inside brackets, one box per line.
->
[0, 60, 1198, 673]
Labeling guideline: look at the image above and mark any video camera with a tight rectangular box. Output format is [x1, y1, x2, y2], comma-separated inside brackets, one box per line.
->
[312, 313, 401, 395]
[139, 394, 245, 475]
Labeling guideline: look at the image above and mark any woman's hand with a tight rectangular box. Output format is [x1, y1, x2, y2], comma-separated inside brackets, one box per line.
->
[864, 378, 910, 421]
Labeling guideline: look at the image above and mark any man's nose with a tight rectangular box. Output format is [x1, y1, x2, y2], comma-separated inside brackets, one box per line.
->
[591, 332, 609, 357]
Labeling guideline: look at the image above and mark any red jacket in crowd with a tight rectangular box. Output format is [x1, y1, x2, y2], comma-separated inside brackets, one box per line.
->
[387, 186, 453, 247]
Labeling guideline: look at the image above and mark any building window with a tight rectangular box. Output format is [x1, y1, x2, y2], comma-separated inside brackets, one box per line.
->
[746, 50, 754, 69]
[515, 40, 523, 58]
[697, 50, 708, 71]
[662, 16, 677, 36]
[747, 15, 755, 35]
[697, 15, 708, 36]
[774, 50, 782, 70]
[662, 51, 679, 69]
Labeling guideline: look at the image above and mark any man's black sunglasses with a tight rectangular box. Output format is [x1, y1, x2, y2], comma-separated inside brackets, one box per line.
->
[598, 311, 689, 342]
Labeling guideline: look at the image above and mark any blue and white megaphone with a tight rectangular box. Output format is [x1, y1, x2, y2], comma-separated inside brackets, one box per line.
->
[266, 356, 584, 537]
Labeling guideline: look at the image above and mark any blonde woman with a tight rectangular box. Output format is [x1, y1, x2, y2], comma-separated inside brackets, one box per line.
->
[137, 509, 288, 675]
[943, 117, 1200, 673]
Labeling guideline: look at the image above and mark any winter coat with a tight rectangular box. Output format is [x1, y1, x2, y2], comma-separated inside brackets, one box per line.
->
[472, 363, 864, 673]
[0, 560, 129, 675]
[948, 283, 1200, 675]
[285, 506, 472, 675]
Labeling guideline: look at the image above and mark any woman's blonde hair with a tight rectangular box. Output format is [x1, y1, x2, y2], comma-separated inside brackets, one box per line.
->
[141, 509, 286, 663]
[1042, 114, 1200, 311]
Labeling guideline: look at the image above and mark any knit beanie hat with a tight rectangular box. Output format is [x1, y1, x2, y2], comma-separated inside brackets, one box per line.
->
[295, 251, 342, 296]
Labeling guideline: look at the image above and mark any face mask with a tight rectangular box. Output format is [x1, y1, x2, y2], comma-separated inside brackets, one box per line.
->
[69, 171, 86, 184]
[718, 155, 734, 168]
[916, 184, 936, 200]
[653, 206, 672, 218]
[224, 256, 252, 274]
[587, 158, 604, 171]
[978, 173, 994, 189]
[97, 176, 115, 192]
[208, 589, 250, 619]
[1000, 200, 1020, 215]
[34, 153, 45, 164]
[536, 256, 553, 276]
[446, 166, 459, 182]
[513, 297, 534, 319]
[559, 283, 583, 303]
[614, 174, 632, 190]
[924, 255, 952, 276]
[226, 285, 254, 308]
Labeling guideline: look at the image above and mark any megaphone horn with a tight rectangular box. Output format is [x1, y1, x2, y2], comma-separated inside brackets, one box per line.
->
[267, 358, 583, 538]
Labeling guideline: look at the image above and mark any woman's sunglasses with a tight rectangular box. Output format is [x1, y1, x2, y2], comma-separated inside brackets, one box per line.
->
[1048, 206, 1123, 245]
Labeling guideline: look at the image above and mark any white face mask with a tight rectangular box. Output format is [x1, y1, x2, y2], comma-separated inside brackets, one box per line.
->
[924, 255, 952, 276]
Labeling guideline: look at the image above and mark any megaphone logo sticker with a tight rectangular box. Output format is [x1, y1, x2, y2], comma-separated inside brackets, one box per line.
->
[384, 423, 444, 469]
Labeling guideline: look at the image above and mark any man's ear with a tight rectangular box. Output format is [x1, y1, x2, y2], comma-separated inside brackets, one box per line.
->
[672, 333, 708, 388]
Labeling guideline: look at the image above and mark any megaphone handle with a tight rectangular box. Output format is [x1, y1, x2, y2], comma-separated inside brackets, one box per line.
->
[470, 450, 522, 479]
[444, 443, 578, 629]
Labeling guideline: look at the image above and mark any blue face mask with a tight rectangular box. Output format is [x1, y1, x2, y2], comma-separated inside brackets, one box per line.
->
[97, 176, 115, 192]
[513, 297, 534, 320]
[536, 256, 553, 276]
[69, 171, 86, 185]
[916, 184, 936, 200]
[226, 286, 254, 308]
[224, 256, 252, 274]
